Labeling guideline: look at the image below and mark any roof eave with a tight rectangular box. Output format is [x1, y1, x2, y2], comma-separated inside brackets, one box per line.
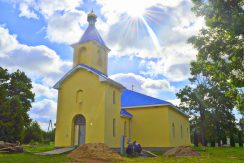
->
[53, 65, 125, 90]
[71, 40, 110, 52]
[120, 115, 132, 119]
[123, 104, 189, 118]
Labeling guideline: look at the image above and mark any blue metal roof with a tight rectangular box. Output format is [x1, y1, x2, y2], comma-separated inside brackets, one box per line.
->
[121, 89, 171, 108]
[120, 109, 133, 118]
[79, 24, 108, 49]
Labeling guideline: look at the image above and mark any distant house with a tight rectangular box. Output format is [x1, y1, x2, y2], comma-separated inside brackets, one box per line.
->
[54, 11, 190, 150]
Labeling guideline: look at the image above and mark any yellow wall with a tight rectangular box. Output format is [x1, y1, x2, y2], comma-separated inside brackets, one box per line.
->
[126, 107, 170, 147]
[126, 106, 190, 148]
[55, 69, 107, 147]
[168, 108, 191, 146]
[104, 86, 130, 148]
[72, 41, 108, 75]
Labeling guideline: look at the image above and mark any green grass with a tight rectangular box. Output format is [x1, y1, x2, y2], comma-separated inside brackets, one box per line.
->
[120, 147, 244, 163]
[0, 144, 244, 163]
[0, 144, 72, 163]
[23, 143, 55, 153]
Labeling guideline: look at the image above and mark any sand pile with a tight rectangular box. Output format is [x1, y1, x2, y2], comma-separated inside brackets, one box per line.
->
[68, 143, 123, 163]
[163, 146, 200, 156]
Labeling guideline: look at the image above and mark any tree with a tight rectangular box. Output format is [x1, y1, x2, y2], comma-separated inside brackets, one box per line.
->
[189, 0, 244, 112]
[176, 76, 210, 146]
[23, 121, 43, 144]
[192, 0, 244, 35]
[177, 0, 244, 146]
[0, 67, 34, 143]
[177, 70, 237, 146]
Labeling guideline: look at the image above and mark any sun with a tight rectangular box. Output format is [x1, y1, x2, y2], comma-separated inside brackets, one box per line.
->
[126, 6, 146, 18]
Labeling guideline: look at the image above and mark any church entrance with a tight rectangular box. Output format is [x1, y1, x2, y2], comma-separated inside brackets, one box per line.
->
[73, 115, 86, 146]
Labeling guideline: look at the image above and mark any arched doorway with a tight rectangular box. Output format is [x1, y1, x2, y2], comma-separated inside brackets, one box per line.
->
[73, 115, 86, 146]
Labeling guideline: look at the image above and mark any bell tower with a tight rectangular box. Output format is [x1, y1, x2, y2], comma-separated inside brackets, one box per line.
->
[72, 10, 110, 75]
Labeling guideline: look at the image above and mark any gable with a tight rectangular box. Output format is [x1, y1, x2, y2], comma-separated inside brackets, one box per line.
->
[53, 64, 125, 89]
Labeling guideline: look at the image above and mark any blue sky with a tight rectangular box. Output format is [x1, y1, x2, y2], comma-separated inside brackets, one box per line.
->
[0, 0, 214, 129]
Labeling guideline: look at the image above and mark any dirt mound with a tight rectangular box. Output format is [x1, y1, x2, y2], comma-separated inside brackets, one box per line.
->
[163, 146, 200, 156]
[68, 143, 123, 163]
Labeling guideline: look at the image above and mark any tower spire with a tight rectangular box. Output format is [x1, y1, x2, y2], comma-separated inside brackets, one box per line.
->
[87, 10, 97, 25]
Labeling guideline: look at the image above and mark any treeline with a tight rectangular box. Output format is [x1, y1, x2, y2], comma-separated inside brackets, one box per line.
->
[177, 0, 244, 146]
[0, 67, 54, 144]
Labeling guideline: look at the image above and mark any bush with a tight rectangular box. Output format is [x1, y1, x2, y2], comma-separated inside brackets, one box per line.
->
[238, 131, 243, 147]
[230, 134, 235, 147]
[22, 121, 43, 144]
[43, 130, 55, 143]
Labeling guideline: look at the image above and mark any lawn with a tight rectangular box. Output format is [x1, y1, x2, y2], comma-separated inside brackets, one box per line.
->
[0, 144, 243, 163]
[0, 143, 72, 163]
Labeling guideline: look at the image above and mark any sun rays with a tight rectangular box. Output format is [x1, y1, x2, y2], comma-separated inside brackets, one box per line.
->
[118, 5, 163, 56]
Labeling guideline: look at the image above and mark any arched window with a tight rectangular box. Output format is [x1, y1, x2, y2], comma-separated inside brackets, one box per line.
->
[113, 118, 116, 137]
[124, 121, 127, 136]
[97, 50, 103, 66]
[78, 47, 86, 63]
[76, 90, 84, 103]
[74, 115, 86, 125]
[172, 123, 175, 138]
[113, 90, 116, 104]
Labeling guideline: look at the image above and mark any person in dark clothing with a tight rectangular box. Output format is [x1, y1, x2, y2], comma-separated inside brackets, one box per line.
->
[133, 141, 142, 154]
[136, 143, 142, 154]
[126, 143, 133, 156]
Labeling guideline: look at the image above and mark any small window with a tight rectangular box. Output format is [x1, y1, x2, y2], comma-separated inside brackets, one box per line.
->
[78, 47, 86, 63]
[172, 123, 175, 138]
[124, 121, 127, 136]
[97, 50, 103, 66]
[113, 91, 116, 104]
[113, 118, 116, 137]
[76, 90, 83, 103]
[181, 125, 183, 138]
[187, 127, 189, 138]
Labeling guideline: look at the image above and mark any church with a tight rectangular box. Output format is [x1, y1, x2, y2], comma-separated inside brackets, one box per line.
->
[54, 11, 190, 150]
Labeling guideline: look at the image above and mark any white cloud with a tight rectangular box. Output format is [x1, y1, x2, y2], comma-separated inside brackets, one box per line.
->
[110, 73, 175, 97]
[95, 0, 204, 82]
[0, 26, 70, 130]
[12, 0, 83, 18]
[140, 43, 197, 81]
[37, 0, 83, 17]
[0, 26, 72, 84]
[30, 99, 57, 130]
[6, 0, 84, 44]
[32, 83, 57, 99]
[167, 99, 181, 106]
[19, 3, 38, 19]
[0, 26, 18, 57]
[46, 10, 86, 44]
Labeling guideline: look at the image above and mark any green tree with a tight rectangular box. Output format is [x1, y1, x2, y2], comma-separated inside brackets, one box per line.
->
[176, 76, 210, 146]
[178, 0, 244, 146]
[192, 0, 244, 35]
[189, 0, 244, 112]
[0, 67, 34, 143]
[23, 121, 43, 144]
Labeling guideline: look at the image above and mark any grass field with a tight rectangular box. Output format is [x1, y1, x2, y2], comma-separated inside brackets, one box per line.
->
[0, 144, 243, 163]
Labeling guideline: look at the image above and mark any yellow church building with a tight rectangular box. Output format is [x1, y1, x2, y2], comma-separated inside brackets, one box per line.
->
[54, 11, 190, 150]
